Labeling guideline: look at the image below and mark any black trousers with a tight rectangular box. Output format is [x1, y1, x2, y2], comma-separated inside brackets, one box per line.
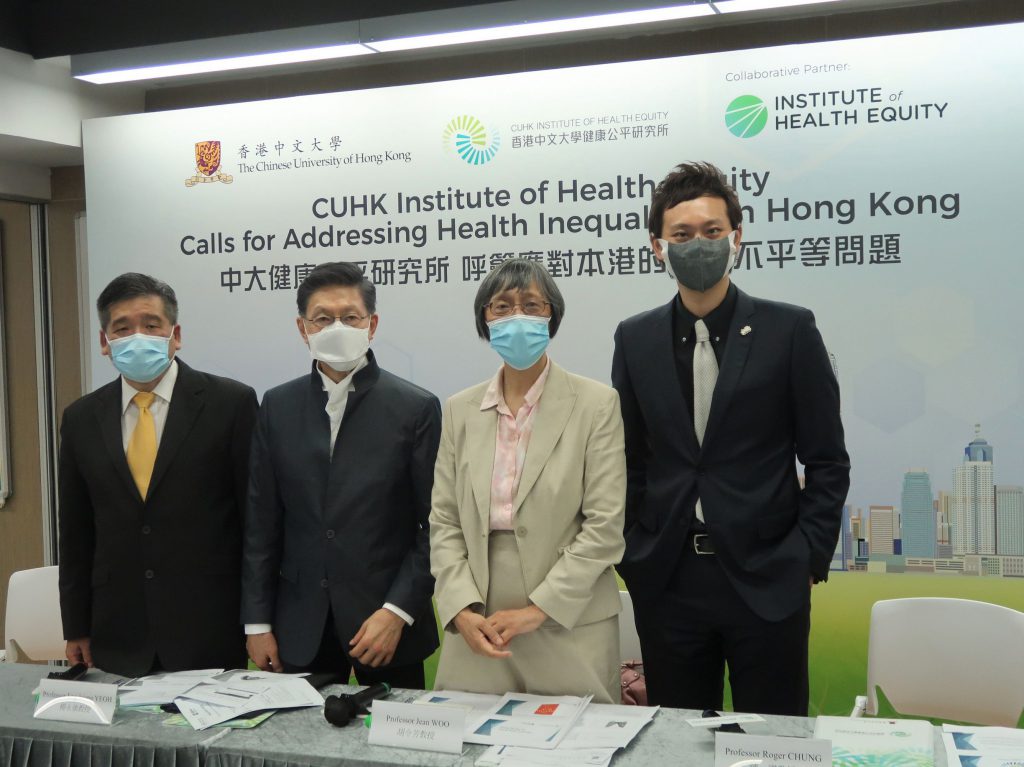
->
[282, 608, 425, 689]
[632, 544, 810, 716]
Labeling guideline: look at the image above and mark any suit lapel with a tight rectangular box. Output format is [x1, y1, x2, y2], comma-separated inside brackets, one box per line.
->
[148, 362, 204, 499]
[95, 379, 139, 501]
[512, 364, 576, 516]
[701, 288, 756, 455]
[466, 391, 498, 528]
[649, 298, 700, 458]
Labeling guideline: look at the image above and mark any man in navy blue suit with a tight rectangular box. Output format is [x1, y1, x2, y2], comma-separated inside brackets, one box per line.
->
[242, 262, 440, 687]
[612, 162, 850, 715]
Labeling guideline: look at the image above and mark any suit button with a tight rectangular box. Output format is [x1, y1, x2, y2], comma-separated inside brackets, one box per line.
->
[141, 525, 151, 535]
[326, 529, 335, 540]
[516, 526, 527, 537]
[144, 569, 155, 579]
[320, 579, 329, 588]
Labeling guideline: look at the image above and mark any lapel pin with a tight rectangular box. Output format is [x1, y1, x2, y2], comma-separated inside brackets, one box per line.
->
[740, 325, 752, 336]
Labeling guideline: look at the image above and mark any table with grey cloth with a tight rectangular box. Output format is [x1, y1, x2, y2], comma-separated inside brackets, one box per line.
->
[1, 663, 951, 767]
[0, 663, 227, 767]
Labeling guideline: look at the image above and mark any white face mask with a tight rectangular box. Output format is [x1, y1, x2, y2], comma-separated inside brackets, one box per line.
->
[306, 322, 370, 372]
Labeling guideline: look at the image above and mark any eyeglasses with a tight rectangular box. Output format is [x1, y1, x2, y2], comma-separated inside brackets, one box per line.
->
[485, 300, 551, 317]
[301, 313, 369, 330]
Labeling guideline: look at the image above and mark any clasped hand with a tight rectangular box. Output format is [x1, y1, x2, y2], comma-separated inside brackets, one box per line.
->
[453, 604, 547, 658]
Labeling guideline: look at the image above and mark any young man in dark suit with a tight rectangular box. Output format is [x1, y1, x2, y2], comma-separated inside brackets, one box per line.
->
[612, 162, 850, 715]
[242, 261, 440, 687]
[58, 273, 257, 676]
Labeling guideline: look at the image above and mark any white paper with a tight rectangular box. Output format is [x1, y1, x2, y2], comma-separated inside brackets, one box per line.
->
[463, 693, 592, 749]
[368, 700, 464, 754]
[942, 724, 1024, 767]
[118, 669, 225, 706]
[174, 676, 323, 730]
[416, 690, 503, 715]
[476, 744, 616, 767]
[558, 704, 659, 749]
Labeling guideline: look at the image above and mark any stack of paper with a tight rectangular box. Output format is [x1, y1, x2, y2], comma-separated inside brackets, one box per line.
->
[119, 669, 324, 730]
[941, 724, 1024, 767]
[416, 691, 658, 766]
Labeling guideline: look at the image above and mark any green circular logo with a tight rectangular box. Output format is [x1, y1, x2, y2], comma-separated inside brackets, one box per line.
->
[725, 95, 768, 138]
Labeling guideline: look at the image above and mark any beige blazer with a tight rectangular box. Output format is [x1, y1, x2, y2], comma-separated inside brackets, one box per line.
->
[430, 362, 626, 632]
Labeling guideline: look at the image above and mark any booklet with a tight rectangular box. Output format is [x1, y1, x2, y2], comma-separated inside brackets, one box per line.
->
[813, 716, 934, 767]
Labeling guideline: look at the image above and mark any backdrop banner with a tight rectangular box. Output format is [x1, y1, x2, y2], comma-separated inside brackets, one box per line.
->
[83, 21, 1024, 714]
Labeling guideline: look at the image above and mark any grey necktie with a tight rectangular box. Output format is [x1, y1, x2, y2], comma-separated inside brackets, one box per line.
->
[693, 318, 718, 523]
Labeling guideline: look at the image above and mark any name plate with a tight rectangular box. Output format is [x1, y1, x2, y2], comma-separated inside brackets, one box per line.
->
[715, 732, 831, 767]
[34, 679, 118, 725]
[368, 700, 464, 755]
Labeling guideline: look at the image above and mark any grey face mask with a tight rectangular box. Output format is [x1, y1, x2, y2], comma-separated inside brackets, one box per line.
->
[657, 233, 738, 292]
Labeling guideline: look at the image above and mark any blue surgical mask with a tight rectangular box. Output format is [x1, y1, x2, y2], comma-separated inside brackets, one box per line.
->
[107, 332, 174, 383]
[487, 315, 550, 370]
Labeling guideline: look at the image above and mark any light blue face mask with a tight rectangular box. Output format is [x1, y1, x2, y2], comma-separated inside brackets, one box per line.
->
[487, 315, 550, 370]
[107, 332, 173, 383]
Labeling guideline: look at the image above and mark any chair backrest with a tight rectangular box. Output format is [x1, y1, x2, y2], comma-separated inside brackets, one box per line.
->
[618, 590, 643, 661]
[4, 566, 65, 663]
[867, 597, 1024, 726]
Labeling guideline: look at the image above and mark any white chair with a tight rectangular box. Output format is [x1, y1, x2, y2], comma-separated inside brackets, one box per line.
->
[4, 566, 65, 663]
[852, 597, 1024, 726]
[618, 590, 643, 661]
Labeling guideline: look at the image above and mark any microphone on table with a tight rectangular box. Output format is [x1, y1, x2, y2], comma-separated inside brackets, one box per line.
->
[324, 682, 392, 726]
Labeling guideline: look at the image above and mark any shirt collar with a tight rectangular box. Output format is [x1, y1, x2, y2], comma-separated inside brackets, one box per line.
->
[317, 355, 369, 398]
[121, 358, 178, 415]
[673, 280, 738, 340]
[480, 358, 552, 413]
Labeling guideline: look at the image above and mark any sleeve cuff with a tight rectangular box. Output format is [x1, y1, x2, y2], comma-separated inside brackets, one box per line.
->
[383, 603, 415, 626]
[245, 623, 273, 635]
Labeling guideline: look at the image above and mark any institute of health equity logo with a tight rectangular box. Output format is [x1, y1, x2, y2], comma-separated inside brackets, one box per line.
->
[725, 95, 768, 138]
[443, 116, 500, 165]
[185, 140, 233, 187]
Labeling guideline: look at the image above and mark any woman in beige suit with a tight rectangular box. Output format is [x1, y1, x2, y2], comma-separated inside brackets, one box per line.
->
[430, 258, 626, 703]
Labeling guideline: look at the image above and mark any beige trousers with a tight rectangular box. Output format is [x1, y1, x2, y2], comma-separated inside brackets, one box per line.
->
[434, 532, 620, 703]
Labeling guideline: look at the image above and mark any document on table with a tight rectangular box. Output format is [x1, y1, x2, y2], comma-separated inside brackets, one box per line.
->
[472, 703, 657, 765]
[118, 669, 224, 706]
[476, 744, 617, 767]
[415, 690, 503, 716]
[174, 677, 323, 730]
[463, 692, 593, 749]
[942, 724, 1024, 767]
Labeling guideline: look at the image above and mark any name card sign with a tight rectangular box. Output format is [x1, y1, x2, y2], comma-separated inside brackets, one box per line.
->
[368, 700, 464, 755]
[34, 679, 118, 725]
[715, 732, 831, 767]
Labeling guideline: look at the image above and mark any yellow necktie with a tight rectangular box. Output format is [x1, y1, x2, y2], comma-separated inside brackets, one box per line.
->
[127, 391, 157, 499]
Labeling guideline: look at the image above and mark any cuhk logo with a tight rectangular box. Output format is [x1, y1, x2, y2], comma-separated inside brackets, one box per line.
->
[185, 140, 233, 187]
[443, 116, 500, 165]
[725, 96, 768, 138]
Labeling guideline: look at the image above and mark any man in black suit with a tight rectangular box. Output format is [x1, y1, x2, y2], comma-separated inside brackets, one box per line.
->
[612, 162, 850, 715]
[58, 273, 257, 676]
[242, 261, 440, 687]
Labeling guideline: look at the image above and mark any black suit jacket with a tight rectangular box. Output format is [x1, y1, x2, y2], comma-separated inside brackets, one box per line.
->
[612, 288, 850, 622]
[241, 351, 441, 668]
[58, 360, 258, 675]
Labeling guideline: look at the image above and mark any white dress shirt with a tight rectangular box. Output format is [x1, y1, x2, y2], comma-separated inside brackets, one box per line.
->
[245, 356, 413, 637]
[120, 359, 178, 451]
